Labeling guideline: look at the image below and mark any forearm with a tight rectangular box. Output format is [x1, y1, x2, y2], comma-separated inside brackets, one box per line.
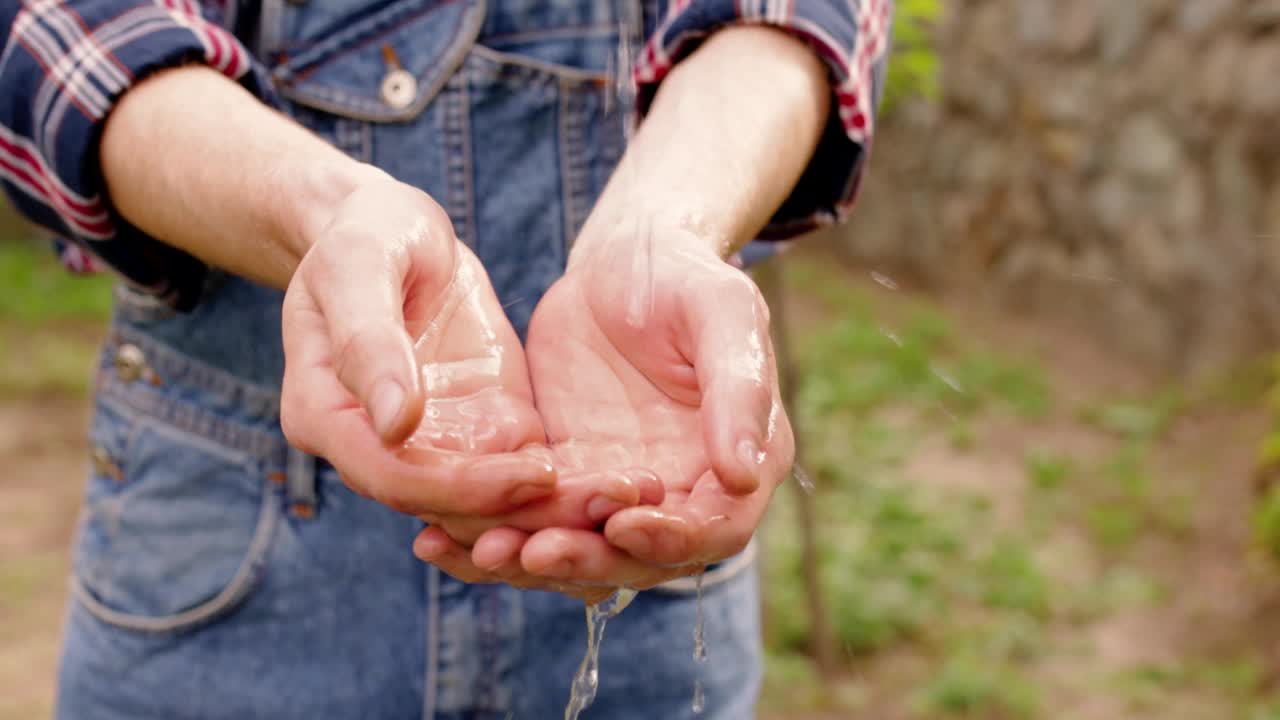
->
[100, 66, 381, 290]
[573, 26, 830, 264]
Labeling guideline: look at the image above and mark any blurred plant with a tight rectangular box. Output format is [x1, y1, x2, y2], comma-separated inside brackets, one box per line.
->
[881, 0, 942, 115]
[1251, 357, 1280, 562]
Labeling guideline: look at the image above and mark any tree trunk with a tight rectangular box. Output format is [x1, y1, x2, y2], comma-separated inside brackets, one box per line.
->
[754, 256, 837, 676]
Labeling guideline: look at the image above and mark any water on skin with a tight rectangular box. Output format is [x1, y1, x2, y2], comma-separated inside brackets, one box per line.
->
[565, 589, 637, 720]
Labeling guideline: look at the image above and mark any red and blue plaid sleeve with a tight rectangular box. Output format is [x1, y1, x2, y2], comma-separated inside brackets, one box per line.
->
[0, 0, 273, 309]
[636, 0, 892, 241]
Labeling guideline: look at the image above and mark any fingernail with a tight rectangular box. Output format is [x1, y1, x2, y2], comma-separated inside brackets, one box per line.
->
[613, 530, 652, 558]
[586, 496, 627, 524]
[413, 536, 443, 561]
[737, 438, 764, 468]
[507, 482, 552, 506]
[370, 380, 405, 438]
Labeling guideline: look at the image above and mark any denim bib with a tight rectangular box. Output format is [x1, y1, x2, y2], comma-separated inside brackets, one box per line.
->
[57, 2, 761, 717]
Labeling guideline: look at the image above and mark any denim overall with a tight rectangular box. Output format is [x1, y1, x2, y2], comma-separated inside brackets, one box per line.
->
[55, 1, 761, 718]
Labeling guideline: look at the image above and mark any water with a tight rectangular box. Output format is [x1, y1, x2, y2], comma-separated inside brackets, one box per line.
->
[692, 571, 708, 714]
[793, 463, 815, 494]
[564, 589, 637, 720]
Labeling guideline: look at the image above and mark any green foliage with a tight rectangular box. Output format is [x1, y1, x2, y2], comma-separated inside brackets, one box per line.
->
[767, 257, 1054, 664]
[1252, 483, 1280, 564]
[882, 0, 943, 115]
[0, 230, 112, 397]
[1023, 449, 1073, 491]
[978, 538, 1047, 617]
[0, 238, 113, 324]
[916, 652, 1040, 719]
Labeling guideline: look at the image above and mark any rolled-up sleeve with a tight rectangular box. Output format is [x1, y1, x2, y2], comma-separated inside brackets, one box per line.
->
[0, 0, 274, 309]
[635, 0, 892, 241]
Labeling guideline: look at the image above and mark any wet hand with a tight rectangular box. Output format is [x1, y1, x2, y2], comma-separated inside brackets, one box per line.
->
[416, 224, 795, 592]
[281, 174, 556, 517]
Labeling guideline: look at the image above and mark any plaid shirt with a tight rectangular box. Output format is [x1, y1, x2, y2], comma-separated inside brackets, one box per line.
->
[1, 0, 890, 306]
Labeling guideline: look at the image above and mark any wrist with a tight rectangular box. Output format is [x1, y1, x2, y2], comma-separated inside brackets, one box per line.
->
[568, 176, 737, 273]
[287, 160, 391, 262]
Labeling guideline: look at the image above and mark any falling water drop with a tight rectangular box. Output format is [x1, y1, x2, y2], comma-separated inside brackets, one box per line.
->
[870, 270, 900, 291]
[793, 464, 815, 494]
[692, 682, 706, 714]
[692, 570, 708, 714]
[564, 589, 637, 720]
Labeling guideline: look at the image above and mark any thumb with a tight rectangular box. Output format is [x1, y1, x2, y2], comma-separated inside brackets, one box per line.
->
[687, 272, 777, 495]
[303, 241, 427, 445]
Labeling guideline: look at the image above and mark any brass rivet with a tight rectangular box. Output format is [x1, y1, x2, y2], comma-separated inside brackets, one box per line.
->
[114, 343, 147, 383]
[90, 446, 122, 481]
[267, 472, 287, 485]
[291, 503, 315, 519]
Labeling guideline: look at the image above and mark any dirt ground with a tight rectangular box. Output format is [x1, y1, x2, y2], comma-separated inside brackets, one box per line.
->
[3, 297, 1279, 719]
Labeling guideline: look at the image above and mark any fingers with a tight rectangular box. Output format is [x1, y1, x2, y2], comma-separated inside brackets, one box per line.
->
[471, 527, 530, 576]
[520, 528, 702, 590]
[300, 237, 429, 444]
[422, 468, 665, 545]
[416, 526, 615, 603]
[604, 469, 774, 566]
[683, 272, 783, 495]
[413, 526, 497, 585]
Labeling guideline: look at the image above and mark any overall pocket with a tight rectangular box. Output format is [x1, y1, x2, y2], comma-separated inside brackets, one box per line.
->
[71, 393, 279, 634]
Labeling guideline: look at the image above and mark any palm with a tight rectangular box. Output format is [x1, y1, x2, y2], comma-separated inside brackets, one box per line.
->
[398, 245, 542, 458]
[526, 268, 711, 502]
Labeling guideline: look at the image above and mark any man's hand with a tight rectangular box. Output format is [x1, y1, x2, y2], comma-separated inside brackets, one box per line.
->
[409, 24, 827, 595]
[280, 175, 558, 518]
[415, 224, 795, 591]
[100, 66, 561, 518]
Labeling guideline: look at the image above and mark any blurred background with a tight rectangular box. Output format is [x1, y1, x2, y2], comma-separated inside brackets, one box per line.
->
[5, 0, 1280, 718]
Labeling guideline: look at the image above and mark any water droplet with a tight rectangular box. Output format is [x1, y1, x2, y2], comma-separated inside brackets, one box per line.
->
[870, 270, 899, 291]
[930, 366, 964, 394]
[793, 464, 815, 494]
[691, 570, 708, 714]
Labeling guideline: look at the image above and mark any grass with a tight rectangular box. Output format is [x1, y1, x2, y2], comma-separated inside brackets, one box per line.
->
[759, 254, 1272, 719]
[0, 207, 112, 398]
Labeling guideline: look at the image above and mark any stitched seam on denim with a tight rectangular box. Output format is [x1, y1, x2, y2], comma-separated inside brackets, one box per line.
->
[481, 25, 618, 44]
[557, 78, 575, 259]
[97, 377, 287, 466]
[476, 585, 499, 709]
[69, 472, 279, 633]
[423, 564, 441, 719]
[563, 85, 592, 253]
[649, 537, 759, 594]
[444, 75, 473, 249]
[136, 415, 255, 467]
[279, 0, 436, 73]
[109, 326, 280, 414]
[274, 0, 485, 123]
[470, 43, 607, 83]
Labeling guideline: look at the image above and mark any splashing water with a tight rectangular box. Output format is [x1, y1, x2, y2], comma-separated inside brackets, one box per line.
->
[793, 463, 816, 494]
[564, 589, 637, 720]
[692, 570, 708, 714]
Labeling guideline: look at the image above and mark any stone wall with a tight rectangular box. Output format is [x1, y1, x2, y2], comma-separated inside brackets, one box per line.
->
[837, 0, 1280, 372]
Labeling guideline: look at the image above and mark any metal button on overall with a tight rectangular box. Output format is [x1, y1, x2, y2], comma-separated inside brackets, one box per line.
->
[113, 344, 147, 383]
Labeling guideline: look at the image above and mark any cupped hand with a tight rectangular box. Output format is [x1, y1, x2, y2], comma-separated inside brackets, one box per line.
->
[281, 172, 556, 518]
[413, 222, 795, 593]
